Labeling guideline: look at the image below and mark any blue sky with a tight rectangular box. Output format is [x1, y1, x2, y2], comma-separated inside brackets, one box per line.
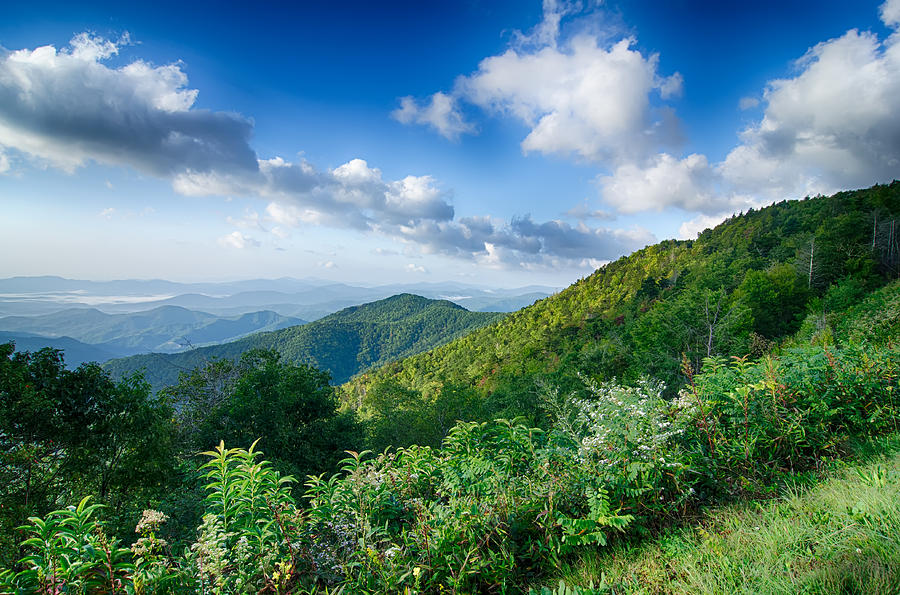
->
[1, 0, 898, 287]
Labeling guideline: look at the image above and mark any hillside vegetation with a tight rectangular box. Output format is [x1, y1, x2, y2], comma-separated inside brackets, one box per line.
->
[546, 435, 900, 594]
[104, 294, 504, 389]
[1, 183, 899, 593]
[344, 182, 900, 438]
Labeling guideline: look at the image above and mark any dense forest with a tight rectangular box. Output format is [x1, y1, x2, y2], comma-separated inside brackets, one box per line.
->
[344, 183, 900, 441]
[1, 183, 899, 593]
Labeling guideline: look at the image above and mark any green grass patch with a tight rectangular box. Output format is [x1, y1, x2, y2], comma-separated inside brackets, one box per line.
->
[549, 436, 900, 594]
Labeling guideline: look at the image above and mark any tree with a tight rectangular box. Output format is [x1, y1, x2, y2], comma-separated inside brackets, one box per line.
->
[735, 264, 809, 339]
[167, 349, 359, 481]
[629, 287, 752, 387]
[0, 343, 175, 564]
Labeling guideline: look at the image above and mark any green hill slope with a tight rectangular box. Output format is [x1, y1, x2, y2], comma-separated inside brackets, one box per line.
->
[344, 182, 900, 424]
[103, 294, 504, 390]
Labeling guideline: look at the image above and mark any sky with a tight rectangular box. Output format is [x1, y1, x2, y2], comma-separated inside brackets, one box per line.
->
[1, 0, 899, 287]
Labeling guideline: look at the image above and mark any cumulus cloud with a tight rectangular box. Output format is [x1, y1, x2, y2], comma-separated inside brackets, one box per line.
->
[599, 3, 900, 217]
[2, 32, 654, 271]
[405, 263, 428, 274]
[218, 231, 260, 249]
[392, 92, 474, 140]
[0, 149, 8, 174]
[0, 33, 258, 176]
[395, 2, 682, 165]
[460, 36, 681, 163]
[396, 2, 900, 222]
[881, 0, 900, 28]
[392, 214, 654, 268]
[677, 213, 732, 240]
[718, 26, 900, 200]
[598, 153, 743, 214]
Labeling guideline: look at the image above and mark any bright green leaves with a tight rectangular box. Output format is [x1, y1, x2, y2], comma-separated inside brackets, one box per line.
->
[12, 497, 132, 594]
[190, 440, 300, 594]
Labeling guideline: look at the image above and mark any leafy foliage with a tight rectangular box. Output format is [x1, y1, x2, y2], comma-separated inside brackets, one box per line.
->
[345, 183, 900, 436]
[168, 349, 360, 482]
[3, 341, 898, 593]
[0, 343, 175, 566]
[3, 184, 900, 592]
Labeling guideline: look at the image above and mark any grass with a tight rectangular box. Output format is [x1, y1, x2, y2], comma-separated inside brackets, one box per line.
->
[543, 434, 900, 595]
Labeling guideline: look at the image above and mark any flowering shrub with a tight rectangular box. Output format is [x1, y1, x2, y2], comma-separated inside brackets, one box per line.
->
[563, 376, 698, 521]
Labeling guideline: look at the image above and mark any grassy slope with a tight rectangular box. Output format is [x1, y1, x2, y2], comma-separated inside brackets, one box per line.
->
[548, 435, 900, 595]
[104, 294, 503, 389]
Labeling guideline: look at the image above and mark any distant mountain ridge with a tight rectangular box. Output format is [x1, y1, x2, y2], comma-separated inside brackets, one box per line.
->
[103, 293, 505, 390]
[0, 277, 555, 318]
[0, 306, 305, 357]
[0, 331, 118, 368]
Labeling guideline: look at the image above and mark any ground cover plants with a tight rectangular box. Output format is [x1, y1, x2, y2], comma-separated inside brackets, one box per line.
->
[2, 342, 897, 593]
[548, 435, 900, 594]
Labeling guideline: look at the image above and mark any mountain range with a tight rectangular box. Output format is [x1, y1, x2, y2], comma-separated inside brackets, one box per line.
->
[342, 182, 900, 422]
[103, 294, 505, 389]
[0, 307, 304, 358]
[0, 277, 555, 318]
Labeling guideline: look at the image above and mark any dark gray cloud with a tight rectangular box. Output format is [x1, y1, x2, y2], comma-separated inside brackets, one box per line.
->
[391, 214, 654, 268]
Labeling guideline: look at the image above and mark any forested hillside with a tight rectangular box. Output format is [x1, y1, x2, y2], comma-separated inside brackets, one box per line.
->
[104, 294, 504, 389]
[345, 182, 900, 434]
[2, 184, 899, 594]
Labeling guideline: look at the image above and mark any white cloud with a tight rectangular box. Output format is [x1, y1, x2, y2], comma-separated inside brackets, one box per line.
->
[0, 149, 8, 174]
[738, 96, 760, 110]
[226, 209, 265, 231]
[392, 92, 474, 140]
[0, 33, 256, 176]
[881, 0, 900, 28]
[1, 32, 658, 272]
[457, 35, 682, 164]
[598, 153, 743, 214]
[514, 0, 581, 49]
[405, 263, 428, 274]
[599, 5, 900, 214]
[68, 31, 129, 61]
[677, 213, 731, 240]
[719, 27, 900, 201]
[99, 207, 115, 219]
[564, 202, 615, 220]
[396, 1, 682, 166]
[218, 231, 259, 249]
[318, 260, 337, 269]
